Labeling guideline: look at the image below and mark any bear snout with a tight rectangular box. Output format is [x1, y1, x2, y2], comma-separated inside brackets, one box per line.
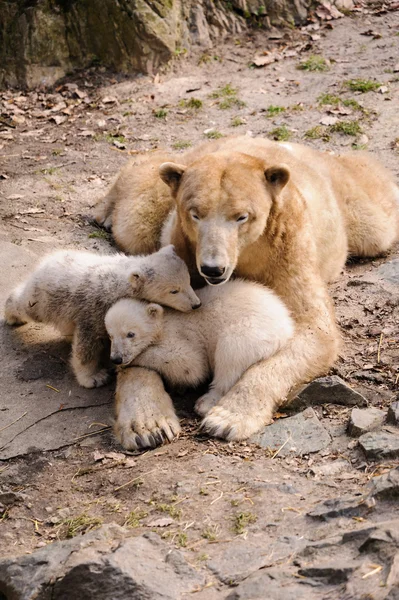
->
[111, 354, 123, 365]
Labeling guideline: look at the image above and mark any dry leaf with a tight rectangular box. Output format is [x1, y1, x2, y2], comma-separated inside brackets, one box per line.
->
[146, 517, 174, 527]
[320, 115, 338, 126]
[7, 194, 24, 200]
[378, 86, 389, 94]
[78, 129, 95, 137]
[112, 140, 126, 149]
[102, 96, 118, 104]
[50, 115, 67, 125]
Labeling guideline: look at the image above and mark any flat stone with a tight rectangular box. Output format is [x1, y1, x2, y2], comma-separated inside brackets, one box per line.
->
[347, 407, 386, 437]
[290, 376, 367, 410]
[0, 525, 204, 599]
[251, 408, 331, 456]
[226, 571, 309, 599]
[298, 562, 355, 584]
[373, 259, 399, 286]
[307, 495, 375, 521]
[368, 467, 399, 500]
[359, 429, 399, 459]
[358, 521, 399, 554]
[207, 537, 305, 585]
[387, 401, 399, 425]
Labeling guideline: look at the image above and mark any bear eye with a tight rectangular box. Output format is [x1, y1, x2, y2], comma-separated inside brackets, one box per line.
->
[126, 332, 135, 338]
[170, 289, 179, 294]
[190, 210, 200, 222]
[236, 214, 249, 223]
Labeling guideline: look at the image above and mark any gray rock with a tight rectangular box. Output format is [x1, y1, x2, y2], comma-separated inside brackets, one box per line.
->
[359, 429, 399, 459]
[251, 408, 331, 456]
[387, 401, 399, 425]
[347, 407, 386, 437]
[373, 259, 399, 286]
[298, 562, 355, 584]
[358, 521, 399, 554]
[307, 495, 375, 521]
[368, 467, 399, 500]
[207, 537, 305, 585]
[290, 376, 367, 410]
[226, 571, 308, 599]
[0, 525, 204, 600]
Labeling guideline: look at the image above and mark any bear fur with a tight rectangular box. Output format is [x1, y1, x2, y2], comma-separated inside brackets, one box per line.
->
[105, 280, 294, 442]
[4, 246, 200, 389]
[94, 136, 399, 443]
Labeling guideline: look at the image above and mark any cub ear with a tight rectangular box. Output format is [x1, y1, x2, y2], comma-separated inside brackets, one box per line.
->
[147, 304, 163, 319]
[129, 271, 144, 290]
[159, 162, 186, 194]
[159, 244, 177, 256]
[264, 165, 290, 195]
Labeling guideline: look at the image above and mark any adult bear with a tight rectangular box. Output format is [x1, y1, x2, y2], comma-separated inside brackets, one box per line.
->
[95, 136, 399, 446]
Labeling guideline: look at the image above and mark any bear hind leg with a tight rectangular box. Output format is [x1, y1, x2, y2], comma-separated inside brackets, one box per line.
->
[71, 326, 112, 388]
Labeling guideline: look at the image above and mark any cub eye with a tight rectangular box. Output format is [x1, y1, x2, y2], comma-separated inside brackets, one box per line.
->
[170, 289, 179, 294]
[236, 214, 249, 223]
[190, 210, 200, 222]
[126, 332, 135, 338]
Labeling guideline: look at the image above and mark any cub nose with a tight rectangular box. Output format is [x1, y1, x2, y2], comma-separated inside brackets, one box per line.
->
[192, 302, 202, 310]
[200, 265, 225, 278]
[111, 355, 123, 365]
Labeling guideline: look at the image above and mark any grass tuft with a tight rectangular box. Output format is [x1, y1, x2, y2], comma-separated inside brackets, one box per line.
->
[270, 125, 290, 141]
[204, 130, 224, 139]
[179, 98, 203, 109]
[304, 126, 330, 141]
[231, 116, 245, 127]
[61, 513, 103, 538]
[154, 108, 168, 119]
[265, 105, 286, 117]
[233, 512, 257, 535]
[329, 120, 362, 136]
[344, 79, 381, 93]
[124, 509, 148, 528]
[298, 55, 329, 72]
[172, 140, 192, 150]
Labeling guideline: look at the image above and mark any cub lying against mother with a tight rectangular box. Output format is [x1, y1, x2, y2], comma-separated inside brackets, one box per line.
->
[4, 245, 200, 388]
[106, 280, 294, 447]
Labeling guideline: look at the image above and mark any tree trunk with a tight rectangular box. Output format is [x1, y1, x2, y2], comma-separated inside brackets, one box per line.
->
[0, 0, 314, 89]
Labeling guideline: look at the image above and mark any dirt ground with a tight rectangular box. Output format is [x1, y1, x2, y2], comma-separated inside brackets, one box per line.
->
[0, 6, 398, 599]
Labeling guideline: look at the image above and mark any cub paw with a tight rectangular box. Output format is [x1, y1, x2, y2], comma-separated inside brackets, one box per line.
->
[77, 368, 113, 389]
[114, 414, 181, 451]
[195, 390, 221, 417]
[200, 406, 262, 441]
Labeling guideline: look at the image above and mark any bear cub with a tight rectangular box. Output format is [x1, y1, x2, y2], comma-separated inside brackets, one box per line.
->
[105, 279, 294, 419]
[5, 245, 200, 388]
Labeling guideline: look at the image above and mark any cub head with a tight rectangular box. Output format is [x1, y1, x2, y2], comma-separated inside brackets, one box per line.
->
[105, 298, 163, 366]
[129, 245, 201, 312]
[159, 153, 290, 286]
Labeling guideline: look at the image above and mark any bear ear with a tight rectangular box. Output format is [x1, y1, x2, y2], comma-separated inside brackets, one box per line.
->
[264, 165, 290, 195]
[159, 162, 186, 194]
[147, 304, 163, 319]
[159, 244, 177, 257]
[129, 271, 144, 290]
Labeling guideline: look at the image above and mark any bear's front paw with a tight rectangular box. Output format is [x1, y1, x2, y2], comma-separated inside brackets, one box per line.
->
[200, 406, 263, 441]
[195, 390, 222, 417]
[77, 368, 113, 389]
[114, 414, 181, 451]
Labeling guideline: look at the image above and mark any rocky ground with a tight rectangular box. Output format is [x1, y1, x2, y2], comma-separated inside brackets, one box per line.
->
[0, 4, 398, 599]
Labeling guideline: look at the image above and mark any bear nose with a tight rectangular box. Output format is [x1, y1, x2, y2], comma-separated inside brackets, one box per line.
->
[111, 355, 123, 365]
[200, 265, 225, 278]
[192, 302, 202, 310]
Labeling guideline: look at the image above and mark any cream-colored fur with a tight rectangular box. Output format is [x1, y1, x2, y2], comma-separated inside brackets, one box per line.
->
[4, 246, 200, 389]
[105, 280, 294, 442]
[114, 367, 181, 451]
[93, 151, 176, 255]
[96, 136, 399, 442]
